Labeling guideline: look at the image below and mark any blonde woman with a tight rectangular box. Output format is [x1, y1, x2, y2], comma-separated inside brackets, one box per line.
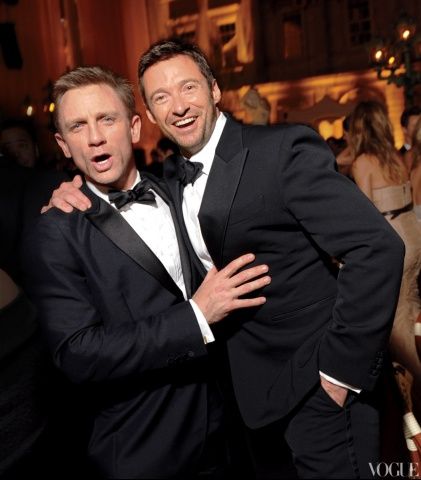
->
[350, 101, 421, 461]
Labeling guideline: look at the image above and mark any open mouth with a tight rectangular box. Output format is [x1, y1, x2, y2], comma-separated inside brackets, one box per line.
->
[92, 153, 111, 164]
[173, 117, 197, 128]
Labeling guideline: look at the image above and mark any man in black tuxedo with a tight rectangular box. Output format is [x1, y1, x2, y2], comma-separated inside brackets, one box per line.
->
[136, 40, 405, 479]
[399, 105, 421, 170]
[22, 66, 271, 479]
[46, 42, 405, 478]
[399, 106, 421, 154]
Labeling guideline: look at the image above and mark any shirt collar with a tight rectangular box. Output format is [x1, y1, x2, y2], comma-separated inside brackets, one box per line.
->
[86, 171, 141, 204]
[189, 112, 226, 175]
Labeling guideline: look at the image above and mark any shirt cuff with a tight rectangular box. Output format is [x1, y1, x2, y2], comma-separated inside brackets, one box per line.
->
[319, 371, 361, 394]
[189, 299, 215, 345]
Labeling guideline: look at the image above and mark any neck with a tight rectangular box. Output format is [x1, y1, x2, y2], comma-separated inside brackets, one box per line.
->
[86, 166, 138, 193]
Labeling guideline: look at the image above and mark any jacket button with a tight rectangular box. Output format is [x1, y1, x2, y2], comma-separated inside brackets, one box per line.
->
[188, 351, 195, 358]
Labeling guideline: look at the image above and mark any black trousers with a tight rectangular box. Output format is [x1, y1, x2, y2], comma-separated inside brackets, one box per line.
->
[247, 384, 380, 479]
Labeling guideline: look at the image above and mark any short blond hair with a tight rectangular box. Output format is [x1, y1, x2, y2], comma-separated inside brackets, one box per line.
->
[53, 66, 136, 131]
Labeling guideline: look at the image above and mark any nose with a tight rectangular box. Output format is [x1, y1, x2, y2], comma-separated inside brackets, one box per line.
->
[172, 93, 189, 117]
[87, 123, 106, 146]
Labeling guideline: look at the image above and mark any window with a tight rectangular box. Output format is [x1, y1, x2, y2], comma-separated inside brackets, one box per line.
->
[219, 22, 236, 45]
[348, 0, 371, 46]
[283, 13, 303, 59]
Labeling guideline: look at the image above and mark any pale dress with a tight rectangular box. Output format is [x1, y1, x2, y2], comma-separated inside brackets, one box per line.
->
[414, 205, 421, 222]
[372, 183, 421, 379]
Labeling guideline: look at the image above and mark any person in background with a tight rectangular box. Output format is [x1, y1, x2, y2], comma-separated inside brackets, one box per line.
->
[399, 106, 421, 171]
[157, 136, 179, 158]
[350, 100, 421, 465]
[0, 160, 29, 281]
[325, 136, 346, 159]
[0, 119, 39, 169]
[336, 114, 355, 177]
[0, 120, 72, 282]
[145, 137, 179, 177]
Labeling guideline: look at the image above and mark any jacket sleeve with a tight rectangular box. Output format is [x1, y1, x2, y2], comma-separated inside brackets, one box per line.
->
[21, 213, 208, 385]
[278, 125, 405, 390]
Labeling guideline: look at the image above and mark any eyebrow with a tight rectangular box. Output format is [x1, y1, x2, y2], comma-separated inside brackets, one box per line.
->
[149, 78, 201, 100]
[63, 110, 120, 128]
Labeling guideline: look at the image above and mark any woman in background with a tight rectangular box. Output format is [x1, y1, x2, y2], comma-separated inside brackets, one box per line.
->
[350, 100, 421, 463]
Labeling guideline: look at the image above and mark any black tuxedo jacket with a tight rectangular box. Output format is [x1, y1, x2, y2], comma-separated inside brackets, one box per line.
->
[22, 181, 222, 478]
[164, 116, 405, 429]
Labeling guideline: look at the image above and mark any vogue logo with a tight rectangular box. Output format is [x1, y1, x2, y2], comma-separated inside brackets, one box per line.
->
[369, 462, 419, 478]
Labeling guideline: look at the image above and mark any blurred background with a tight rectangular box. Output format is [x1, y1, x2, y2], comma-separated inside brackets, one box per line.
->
[0, 0, 420, 165]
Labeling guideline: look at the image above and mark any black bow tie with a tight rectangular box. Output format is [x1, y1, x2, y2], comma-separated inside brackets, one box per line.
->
[108, 178, 156, 209]
[177, 159, 203, 186]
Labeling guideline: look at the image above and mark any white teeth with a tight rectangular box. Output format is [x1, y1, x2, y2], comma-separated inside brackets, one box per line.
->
[175, 117, 195, 127]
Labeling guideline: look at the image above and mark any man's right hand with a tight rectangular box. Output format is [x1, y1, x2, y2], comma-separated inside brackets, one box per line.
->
[41, 174, 91, 213]
[193, 253, 270, 325]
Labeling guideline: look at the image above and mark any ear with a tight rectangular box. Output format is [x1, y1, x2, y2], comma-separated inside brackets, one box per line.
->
[145, 108, 157, 125]
[54, 132, 72, 158]
[211, 80, 221, 105]
[130, 114, 141, 143]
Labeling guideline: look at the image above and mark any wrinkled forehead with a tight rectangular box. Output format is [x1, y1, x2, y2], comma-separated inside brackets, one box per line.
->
[57, 84, 130, 125]
[144, 55, 206, 86]
[60, 84, 123, 108]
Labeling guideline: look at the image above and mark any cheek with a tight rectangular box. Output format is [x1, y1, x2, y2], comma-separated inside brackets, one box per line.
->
[151, 107, 169, 127]
[65, 140, 85, 160]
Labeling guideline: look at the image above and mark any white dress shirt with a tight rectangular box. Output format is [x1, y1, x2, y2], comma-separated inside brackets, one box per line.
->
[182, 114, 226, 269]
[86, 172, 213, 344]
[181, 113, 360, 393]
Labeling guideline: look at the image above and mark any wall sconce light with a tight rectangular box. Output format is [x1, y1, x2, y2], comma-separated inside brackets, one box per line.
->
[369, 11, 421, 107]
[22, 95, 34, 117]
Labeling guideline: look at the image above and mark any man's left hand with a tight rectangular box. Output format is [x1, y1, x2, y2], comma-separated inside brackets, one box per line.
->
[320, 376, 348, 407]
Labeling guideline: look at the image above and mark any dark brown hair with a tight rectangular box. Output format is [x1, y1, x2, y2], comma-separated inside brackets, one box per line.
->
[411, 116, 421, 169]
[138, 38, 215, 105]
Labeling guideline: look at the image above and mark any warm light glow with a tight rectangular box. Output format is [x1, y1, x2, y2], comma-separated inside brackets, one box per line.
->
[333, 118, 343, 139]
[318, 120, 333, 139]
[388, 56, 396, 66]
[49, 102, 55, 113]
[374, 49, 383, 61]
[396, 15, 416, 42]
[26, 105, 34, 116]
[402, 29, 411, 40]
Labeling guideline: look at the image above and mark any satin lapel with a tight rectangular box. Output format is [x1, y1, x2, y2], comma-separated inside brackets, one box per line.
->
[163, 155, 208, 285]
[81, 184, 183, 300]
[143, 173, 194, 298]
[198, 118, 248, 268]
